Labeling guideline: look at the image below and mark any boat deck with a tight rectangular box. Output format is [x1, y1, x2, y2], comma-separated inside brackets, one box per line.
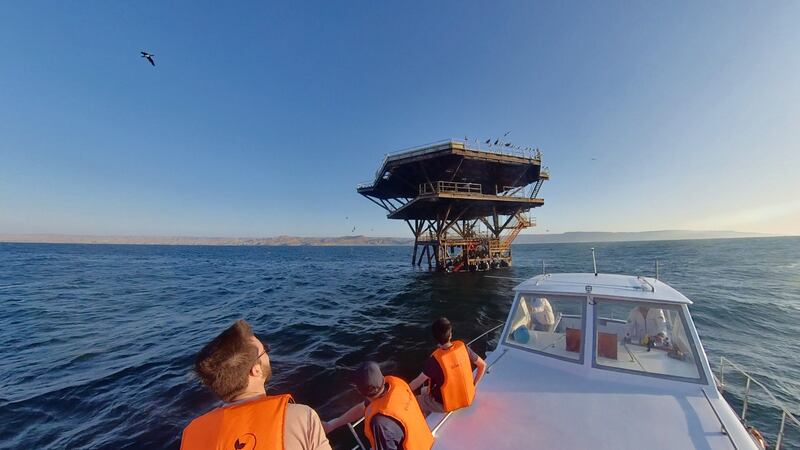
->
[428, 347, 755, 450]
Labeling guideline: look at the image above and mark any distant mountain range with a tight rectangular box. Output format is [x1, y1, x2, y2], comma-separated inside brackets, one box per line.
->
[0, 234, 412, 246]
[0, 230, 778, 246]
[514, 230, 775, 244]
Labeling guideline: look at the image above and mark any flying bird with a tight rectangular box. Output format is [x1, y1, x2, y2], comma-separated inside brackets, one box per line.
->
[494, 139, 499, 145]
[140, 51, 155, 66]
[503, 130, 511, 137]
[504, 142, 511, 147]
[352, 226, 356, 233]
[485, 139, 491, 144]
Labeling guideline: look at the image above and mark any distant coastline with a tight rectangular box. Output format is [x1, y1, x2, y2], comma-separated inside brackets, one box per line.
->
[513, 230, 777, 244]
[0, 230, 783, 246]
[0, 234, 411, 246]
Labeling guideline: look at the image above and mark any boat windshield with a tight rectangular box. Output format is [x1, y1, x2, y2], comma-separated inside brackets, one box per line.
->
[504, 294, 585, 362]
[593, 298, 704, 382]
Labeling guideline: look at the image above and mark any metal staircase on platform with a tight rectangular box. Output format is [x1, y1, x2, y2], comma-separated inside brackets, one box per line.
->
[496, 213, 533, 251]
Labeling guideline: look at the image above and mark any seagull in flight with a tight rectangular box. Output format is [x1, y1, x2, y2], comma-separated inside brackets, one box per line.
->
[140, 51, 155, 66]
[503, 130, 511, 137]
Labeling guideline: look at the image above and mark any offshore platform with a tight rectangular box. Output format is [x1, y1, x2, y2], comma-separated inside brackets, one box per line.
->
[357, 139, 548, 272]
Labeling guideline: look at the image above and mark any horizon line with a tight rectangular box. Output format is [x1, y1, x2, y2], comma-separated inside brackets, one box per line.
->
[0, 229, 793, 247]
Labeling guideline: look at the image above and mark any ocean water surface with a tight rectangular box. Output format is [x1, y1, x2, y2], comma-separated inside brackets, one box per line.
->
[1, 237, 798, 449]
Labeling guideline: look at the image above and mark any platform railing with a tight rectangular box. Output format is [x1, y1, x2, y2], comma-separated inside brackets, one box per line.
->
[383, 139, 537, 161]
[345, 323, 505, 450]
[356, 180, 374, 190]
[419, 181, 483, 195]
[364, 139, 542, 187]
[717, 356, 800, 449]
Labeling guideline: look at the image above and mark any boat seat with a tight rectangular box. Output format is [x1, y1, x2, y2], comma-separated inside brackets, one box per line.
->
[597, 332, 618, 359]
[565, 328, 581, 353]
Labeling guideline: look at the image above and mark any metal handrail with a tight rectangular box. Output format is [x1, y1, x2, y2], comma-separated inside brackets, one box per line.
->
[419, 181, 483, 195]
[365, 139, 542, 188]
[717, 356, 800, 449]
[345, 323, 504, 450]
[356, 180, 374, 190]
[466, 324, 505, 346]
[701, 388, 740, 450]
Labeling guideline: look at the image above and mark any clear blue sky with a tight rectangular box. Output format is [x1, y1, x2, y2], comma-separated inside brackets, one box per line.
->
[2, 1, 799, 237]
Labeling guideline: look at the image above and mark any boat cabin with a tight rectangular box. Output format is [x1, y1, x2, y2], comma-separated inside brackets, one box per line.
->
[427, 273, 760, 450]
[504, 273, 707, 383]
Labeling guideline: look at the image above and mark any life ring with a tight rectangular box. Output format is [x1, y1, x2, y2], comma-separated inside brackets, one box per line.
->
[747, 426, 767, 449]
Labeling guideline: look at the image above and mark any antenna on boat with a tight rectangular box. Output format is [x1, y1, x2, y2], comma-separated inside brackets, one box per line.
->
[591, 247, 598, 276]
[655, 259, 660, 280]
[542, 259, 546, 275]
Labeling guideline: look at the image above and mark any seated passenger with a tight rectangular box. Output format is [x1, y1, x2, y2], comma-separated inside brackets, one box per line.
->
[528, 297, 556, 332]
[323, 361, 434, 450]
[180, 320, 331, 450]
[666, 313, 693, 360]
[408, 317, 487, 414]
[626, 306, 668, 345]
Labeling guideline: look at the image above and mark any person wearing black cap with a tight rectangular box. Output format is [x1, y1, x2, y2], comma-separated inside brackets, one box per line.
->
[323, 362, 434, 450]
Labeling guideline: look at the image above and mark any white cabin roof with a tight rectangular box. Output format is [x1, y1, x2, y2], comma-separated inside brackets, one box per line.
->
[514, 273, 693, 305]
[430, 347, 753, 450]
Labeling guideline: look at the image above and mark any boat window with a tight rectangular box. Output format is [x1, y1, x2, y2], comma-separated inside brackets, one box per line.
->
[593, 299, 703, 382]
[504, 294, 585, 362]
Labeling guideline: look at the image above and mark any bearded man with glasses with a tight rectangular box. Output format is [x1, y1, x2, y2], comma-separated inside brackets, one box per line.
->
[180, 319, 331, 450]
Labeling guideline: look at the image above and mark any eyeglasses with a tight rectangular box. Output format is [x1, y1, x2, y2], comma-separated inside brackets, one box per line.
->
[253, 341, 271, 364]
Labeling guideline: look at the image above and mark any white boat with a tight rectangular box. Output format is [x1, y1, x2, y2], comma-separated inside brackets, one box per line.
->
[345, 272, 797, 450]
[425, 273, 771, 450]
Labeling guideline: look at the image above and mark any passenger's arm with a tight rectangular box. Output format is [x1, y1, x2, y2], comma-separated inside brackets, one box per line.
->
[304, 406, 333, 450]
[473, 356, 487, 386]
[322, 402, 366, 434]
[408, 372, 429, 392]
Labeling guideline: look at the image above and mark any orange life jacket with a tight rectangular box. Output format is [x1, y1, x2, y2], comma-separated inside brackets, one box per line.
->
[364, 376, 434, 450]
[180, 394, 292, 450]
[431, 340, 475, 412]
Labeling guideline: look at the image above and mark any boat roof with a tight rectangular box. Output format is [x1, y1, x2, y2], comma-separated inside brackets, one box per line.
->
[514, 273, 693, 305]
[429, 347, 749, 450]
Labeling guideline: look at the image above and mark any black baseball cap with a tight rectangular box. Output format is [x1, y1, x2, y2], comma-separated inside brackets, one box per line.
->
[352, 361, 385, 397]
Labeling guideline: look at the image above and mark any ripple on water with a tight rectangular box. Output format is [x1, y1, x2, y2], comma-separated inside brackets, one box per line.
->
[0, 238, 798, 449]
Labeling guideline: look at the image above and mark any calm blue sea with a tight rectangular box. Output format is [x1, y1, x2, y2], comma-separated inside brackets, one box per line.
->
[1, 237, 798, 449]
